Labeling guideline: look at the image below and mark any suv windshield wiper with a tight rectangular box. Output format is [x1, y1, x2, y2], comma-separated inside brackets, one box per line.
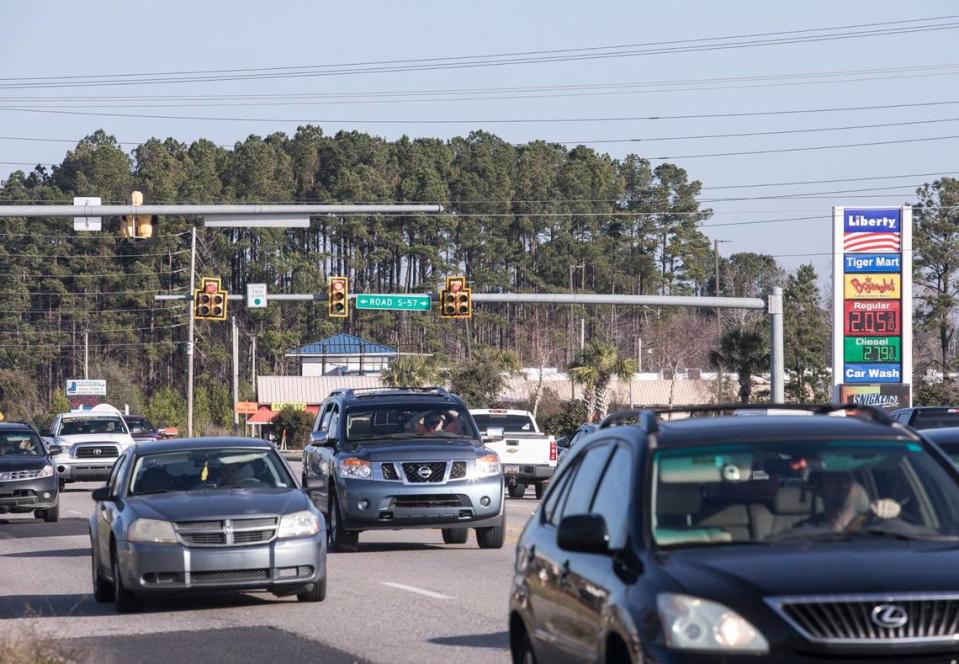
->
[857, 527, 959, 542]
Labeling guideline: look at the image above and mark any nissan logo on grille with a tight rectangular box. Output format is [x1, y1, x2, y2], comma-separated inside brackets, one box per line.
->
[871, 604, 909, 629]
[417, 465, 433, 479]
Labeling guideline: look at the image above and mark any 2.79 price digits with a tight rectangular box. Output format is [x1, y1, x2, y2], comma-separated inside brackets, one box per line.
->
[862, 344, 898, 362]
[846, 310, 899, 336]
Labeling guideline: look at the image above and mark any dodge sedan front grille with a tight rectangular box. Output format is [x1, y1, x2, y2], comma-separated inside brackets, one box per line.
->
[191, 569, 269, 584]
[401, 462, 447, 483]
[75, 445, 118, 459]
[175, 516, 278, 547]
[768, 594, 959, 644]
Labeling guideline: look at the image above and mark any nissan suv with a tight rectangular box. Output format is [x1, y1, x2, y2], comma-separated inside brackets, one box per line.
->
[510, 404, 959, 663]
[0, 422, 61, 521]
[302, 387, 505, 551]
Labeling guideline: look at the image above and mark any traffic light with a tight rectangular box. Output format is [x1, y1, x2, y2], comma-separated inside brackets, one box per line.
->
[439, 276, 472, 319]
[194, 277, 228, 321]
[328, 276, 349, 318]
[120, 190, 156, 240]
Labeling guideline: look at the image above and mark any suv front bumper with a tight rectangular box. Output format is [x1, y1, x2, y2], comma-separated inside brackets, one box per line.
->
[0, 476, 58, 513]
[338, 475, 504, 529]
[55, 458, 117, 482]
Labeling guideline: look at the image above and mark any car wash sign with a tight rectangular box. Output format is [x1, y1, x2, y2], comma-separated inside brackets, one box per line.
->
[833, 207, 912, 406]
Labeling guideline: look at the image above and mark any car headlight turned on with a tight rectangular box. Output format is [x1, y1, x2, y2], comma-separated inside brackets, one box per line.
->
[338, 457, 372, 479]
[37, 465, 55, 478]
[278, 510, 321, 538]
[472, 453, 501, 478]
[657, 593, 769, 654]
[127, 518, 177, 544]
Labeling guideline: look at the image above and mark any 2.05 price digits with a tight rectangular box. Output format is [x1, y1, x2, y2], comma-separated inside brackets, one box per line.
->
[847, 310, 899, 335]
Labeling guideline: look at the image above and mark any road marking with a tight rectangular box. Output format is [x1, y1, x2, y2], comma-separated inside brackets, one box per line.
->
[69, 510, 82, 516]
[381, 582, 453, 600]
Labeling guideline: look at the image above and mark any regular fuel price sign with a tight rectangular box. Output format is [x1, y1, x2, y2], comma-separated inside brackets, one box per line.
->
[832, 207, 912, 406]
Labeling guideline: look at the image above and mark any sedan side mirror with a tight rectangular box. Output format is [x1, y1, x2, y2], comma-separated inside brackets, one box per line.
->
[47, 445, 63, 456]
[485, 427, 505, 441]
[40, 428, 53, 437]
[557, 514, 610, 555]
[91, 486, 114, 502]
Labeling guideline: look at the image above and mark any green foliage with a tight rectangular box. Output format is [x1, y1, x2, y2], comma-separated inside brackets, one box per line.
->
[783, 264, 829, 402]
[272, 407, 314, 449]
[381, 355, 440, 388]
[145, 387, 186, 431]
[567, 342, 636, 419]
[448, 347, 519, 408]
[539, 399, 589, 438]
[50, 391, 70, 417]
[914, 379, 959, 406]
[710, 327, 769, 404]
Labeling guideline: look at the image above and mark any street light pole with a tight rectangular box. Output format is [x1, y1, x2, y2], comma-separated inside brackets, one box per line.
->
[714, 239, 730, 403]
[187, 227, 196, 437]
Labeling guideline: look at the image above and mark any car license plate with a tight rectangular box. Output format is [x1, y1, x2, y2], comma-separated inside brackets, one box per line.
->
[504, 465, 520, 474]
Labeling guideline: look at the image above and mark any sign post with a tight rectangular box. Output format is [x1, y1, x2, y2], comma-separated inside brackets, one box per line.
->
[354, 294, 431, 312]
[832, 206, 912, 410]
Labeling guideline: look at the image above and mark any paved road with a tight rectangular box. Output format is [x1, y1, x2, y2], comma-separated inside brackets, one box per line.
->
[0, 468, 540, 664]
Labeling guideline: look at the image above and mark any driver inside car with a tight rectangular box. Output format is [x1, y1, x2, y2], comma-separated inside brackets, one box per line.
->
[810, 472, 901, 531]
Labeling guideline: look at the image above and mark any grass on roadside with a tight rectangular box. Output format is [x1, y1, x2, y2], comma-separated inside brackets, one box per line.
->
[0, 625, 85, 664]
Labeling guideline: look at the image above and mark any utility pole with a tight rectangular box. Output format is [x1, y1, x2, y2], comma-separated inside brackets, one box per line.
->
[232, 315, 239, 434]
[714, 239, 730, 403]
[568, 263, 585, 359]
[187, 227, 196, 437]
[83, 331, 89, 380]
[250, 334, 257, 393]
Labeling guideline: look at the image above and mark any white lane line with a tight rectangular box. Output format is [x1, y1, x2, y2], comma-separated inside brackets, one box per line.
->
[69, 510, 82, 516]
[381, 581, 454, 600]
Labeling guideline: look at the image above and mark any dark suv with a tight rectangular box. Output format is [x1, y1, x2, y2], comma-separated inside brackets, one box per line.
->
[301, 387, 505, 552]
[510, 405, 959, 663]
[0, 422, 61, 522]
[891, 406, 959, 430]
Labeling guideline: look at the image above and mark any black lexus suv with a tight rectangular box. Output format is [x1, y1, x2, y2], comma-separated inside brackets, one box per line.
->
[510, 404, 959, 663]
[302, 387, 505, 552]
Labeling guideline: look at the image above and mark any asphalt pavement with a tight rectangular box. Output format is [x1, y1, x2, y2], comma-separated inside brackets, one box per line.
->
[0, 465, 539, 664]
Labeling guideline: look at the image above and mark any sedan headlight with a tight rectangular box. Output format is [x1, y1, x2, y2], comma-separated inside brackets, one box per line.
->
[472, 453, 501, 478]
[657, 593, 768, 654]
[278, 510, 321, 538]
[338, 457, 372, 479]
[37, 464, 54, 478]
[127, 518, 177, 544]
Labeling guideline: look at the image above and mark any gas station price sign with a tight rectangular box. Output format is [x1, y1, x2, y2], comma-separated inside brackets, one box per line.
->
[843, 300, 900, 336]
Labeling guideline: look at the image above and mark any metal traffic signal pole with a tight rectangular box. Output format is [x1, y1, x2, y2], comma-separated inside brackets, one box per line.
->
[187, 227, 196, 437]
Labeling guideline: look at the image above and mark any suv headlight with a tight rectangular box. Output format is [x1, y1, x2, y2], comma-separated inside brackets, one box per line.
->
[278, 510, 321, 538]
[472, 453, 501, 478]
[37, 465, 54, 478]
[657, 593, 768, 654]
[338, 457, 372, 479]
[127, 518, 177, 544]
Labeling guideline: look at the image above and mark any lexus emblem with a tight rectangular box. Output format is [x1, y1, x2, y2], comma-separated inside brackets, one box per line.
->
[92, 448, 102, 456]
[417, 465, 433, 479]
[871, 604, 909, 629]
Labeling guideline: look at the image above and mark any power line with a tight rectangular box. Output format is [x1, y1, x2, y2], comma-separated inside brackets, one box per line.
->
[0, 287, 187, 296]
[0, 340, 186, 349]
[0, 322, 187, 336]
[1, 17, 956, 90]
[646, 133, 959, 160]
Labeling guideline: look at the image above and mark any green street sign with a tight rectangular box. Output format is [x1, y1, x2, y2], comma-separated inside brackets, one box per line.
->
[355, 294, 431, 312]
[844, 336, 901, 363]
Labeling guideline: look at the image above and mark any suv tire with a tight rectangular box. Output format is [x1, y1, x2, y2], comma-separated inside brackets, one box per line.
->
[442, 528, 469, 544]
[328, 490, 359, 553]
[476, 515, 506, 549]
[296, 578, 327, 602]
[508, 483, 526, 499]
[534, 482, 548, 500]
[38, 503, 59, 522]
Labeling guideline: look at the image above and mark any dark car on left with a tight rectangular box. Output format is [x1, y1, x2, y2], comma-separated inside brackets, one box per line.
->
[89, 437, 327, 613]
[122, 415, 161, 444]
[0, 422, 61, 522]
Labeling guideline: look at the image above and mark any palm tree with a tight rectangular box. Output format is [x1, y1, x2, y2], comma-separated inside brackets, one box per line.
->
[381, 356, 439, 388]
[710, 327, 769, 404]
[567, 342, 636, 420]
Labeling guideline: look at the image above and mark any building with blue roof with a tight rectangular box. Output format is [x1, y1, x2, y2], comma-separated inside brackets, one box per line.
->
[285, 333, 399, 376]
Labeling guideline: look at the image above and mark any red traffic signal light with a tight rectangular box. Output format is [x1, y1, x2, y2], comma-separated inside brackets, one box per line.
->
[440, 276, 472, 319]
[194, 277, 228, 321]
[328, 276, 349, 318]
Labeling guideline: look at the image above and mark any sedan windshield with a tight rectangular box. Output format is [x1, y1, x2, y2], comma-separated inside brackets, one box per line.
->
[60, 417, 125, 436]
[652, 439, 959, 548]
[124, 417, 156, 434]
[0, 432, 45, 456]
[129, 449, 293, 495]
[344, 405, 477, 442]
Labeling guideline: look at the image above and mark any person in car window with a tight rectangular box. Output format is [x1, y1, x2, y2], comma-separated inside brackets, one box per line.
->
[442, 410, 462, 435]
[415, 412, 445, 435]
[812, 472, 901, 531]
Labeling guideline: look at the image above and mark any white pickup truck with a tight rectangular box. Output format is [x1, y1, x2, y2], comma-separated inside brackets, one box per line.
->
[42, 405, 136, 490]
[470, 408, 556, 499]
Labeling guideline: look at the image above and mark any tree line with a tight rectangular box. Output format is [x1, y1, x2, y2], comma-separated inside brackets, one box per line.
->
[0, 127, 954, 429]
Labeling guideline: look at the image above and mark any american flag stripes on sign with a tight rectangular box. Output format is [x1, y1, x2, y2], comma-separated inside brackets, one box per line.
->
[843, 232, 900, 253]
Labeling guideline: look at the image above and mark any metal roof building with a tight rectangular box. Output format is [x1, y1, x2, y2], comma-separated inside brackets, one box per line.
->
[285, 333, 398, 376]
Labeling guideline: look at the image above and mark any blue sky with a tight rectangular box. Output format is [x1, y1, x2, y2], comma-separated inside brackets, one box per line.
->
[1, 1, 957, 278]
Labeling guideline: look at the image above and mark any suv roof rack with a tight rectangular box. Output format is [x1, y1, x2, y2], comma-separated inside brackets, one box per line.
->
[649, 402, 896, 425]
[598, 410, 660, 433]
[329, 386, 452, 399]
